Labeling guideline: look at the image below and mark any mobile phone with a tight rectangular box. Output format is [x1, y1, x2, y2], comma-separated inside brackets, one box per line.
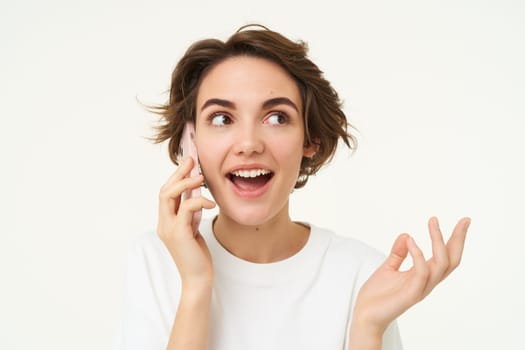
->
[178, 122, 202, 234]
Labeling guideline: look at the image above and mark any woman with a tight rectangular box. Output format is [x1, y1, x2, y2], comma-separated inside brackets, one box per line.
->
[115, 25, 470, 350]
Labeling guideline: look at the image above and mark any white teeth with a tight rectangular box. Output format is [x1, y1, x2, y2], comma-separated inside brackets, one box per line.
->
[231, 169, 271, 178]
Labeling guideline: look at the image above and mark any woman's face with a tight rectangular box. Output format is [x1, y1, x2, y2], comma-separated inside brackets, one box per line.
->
[195, 56, 315, 227]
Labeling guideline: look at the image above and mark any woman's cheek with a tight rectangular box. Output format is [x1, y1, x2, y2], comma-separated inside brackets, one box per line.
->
[197, 138, 227, 182]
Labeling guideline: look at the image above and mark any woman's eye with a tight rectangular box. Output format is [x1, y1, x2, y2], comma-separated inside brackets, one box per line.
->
[210, 113, 232, 126]
[265, 112, 288, 125]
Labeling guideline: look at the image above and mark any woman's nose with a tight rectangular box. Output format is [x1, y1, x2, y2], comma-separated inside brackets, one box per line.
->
[232, 124, 265, 156]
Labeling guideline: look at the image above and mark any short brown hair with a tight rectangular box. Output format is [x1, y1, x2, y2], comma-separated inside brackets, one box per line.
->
[150, 24, 357, 188]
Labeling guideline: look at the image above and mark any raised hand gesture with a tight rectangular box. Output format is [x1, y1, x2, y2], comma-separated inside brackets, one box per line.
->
[349, 217, 471, 350]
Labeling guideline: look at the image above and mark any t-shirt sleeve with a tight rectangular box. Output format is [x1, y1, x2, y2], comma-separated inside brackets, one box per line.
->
[382, 320, 403, 350]
[113, 233, 181, 350]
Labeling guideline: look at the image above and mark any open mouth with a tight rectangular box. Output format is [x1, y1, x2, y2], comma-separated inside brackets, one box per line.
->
[227, 169, 274, 192]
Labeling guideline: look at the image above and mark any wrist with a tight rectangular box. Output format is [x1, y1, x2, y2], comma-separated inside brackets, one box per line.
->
[348, 315, 385, 350]
[181, 279, 213, 301]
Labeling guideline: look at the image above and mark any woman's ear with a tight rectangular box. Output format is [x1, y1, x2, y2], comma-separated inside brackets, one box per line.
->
[303, 140, 319, 158]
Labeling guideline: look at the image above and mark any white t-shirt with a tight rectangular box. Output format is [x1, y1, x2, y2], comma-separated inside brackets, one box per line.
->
[114, 218, 403, 350]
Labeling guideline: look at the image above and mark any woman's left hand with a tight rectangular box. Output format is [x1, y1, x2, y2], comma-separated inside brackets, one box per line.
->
[351, 217, 471, 340]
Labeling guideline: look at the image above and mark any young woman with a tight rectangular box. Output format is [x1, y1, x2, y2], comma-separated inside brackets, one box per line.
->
[115, 25, 471, 350]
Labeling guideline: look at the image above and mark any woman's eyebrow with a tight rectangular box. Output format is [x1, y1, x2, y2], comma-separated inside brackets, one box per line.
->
[200, 98, 236, 111]
[199, 97, 299, 112]
[262, 97, 299, 112]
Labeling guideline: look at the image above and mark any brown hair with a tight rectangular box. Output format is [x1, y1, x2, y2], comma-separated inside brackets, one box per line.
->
[149, 24, 357, 188]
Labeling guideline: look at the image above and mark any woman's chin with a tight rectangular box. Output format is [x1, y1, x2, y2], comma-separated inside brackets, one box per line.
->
[217, 205, 282, 228]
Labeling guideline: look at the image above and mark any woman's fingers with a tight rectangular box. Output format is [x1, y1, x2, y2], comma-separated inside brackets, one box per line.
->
[428, 217, 447, 264]
[384, 234, 410, 271]
[158, 175, 204, 219]
[158, 158, 203, 216]
[157, 157, 214, 242]
[406, 236, 430, 300]
[351, 216, 470, 333]
[177, 196, 216, 224]
[444, 217, 471, 278]
[352, 216, 471, 334]
[421, 217, 471, 296]
[423, 217, 450, 295]
[164, 157, 196, 185]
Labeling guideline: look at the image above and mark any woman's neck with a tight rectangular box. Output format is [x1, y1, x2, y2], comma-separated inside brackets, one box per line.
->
[212, 212, 310, 264]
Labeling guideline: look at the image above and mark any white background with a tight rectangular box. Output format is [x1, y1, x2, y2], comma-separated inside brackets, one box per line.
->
[2, 0, 524, 349]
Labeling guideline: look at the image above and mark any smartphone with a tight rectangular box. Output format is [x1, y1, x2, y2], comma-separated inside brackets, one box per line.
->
[178, 122, 202, 234]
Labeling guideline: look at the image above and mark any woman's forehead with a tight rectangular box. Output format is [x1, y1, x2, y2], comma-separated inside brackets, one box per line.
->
[196, 56, 302, 111]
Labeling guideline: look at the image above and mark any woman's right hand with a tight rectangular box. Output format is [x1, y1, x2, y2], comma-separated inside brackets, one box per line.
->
[157, 157, 216, 288]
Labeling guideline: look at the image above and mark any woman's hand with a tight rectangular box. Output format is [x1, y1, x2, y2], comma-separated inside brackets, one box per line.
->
[157, 157, 216, 288]
[349, 217, 471, 347]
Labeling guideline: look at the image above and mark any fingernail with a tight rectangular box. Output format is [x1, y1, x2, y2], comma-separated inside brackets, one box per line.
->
[464, 217, 471, 230]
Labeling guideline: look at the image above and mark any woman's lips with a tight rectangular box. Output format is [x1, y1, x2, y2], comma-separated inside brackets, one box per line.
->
[227, 171, 274, 198]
